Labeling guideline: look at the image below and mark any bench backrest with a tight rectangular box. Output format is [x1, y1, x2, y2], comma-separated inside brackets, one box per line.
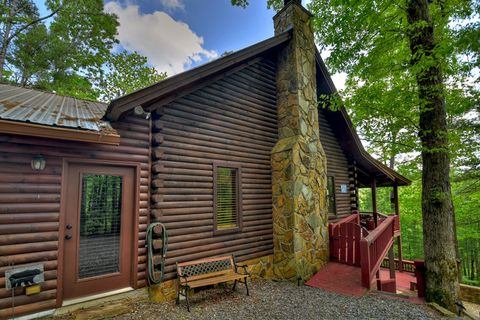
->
[176, 255, 235, 281]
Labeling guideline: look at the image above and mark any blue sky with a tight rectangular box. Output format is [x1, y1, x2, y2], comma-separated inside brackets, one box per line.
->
[102, 0, 279, 75]
[34, 0, 346, 88]
[136, 0, 276, 54]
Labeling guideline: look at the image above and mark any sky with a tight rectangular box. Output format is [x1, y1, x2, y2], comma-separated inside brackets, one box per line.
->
[35, 0, 346, 89]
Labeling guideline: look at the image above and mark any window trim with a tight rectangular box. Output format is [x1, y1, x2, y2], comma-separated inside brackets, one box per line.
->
[213, 161, 243, 235]
[327, 176, 337, 216]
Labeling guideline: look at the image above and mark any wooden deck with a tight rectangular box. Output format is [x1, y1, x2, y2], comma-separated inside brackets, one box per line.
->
[305, 262, 367, 296]
[306, 262, 418, 298]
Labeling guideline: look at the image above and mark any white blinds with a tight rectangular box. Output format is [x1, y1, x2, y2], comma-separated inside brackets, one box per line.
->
[215, 167, 238, 229]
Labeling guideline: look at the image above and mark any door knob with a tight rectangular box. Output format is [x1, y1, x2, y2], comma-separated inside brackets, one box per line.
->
[66, 224, 72, 229]
[65, 235, 72, 240]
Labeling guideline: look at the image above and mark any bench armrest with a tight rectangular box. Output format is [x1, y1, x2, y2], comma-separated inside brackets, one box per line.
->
[177, 274, 190, 286]
[234, 264, 250, 276]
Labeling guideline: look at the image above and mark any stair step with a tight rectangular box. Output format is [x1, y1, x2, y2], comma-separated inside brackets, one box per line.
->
[377, 278, 396, 293]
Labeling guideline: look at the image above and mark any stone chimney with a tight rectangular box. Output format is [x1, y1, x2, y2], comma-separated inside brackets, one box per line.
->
[271, 0, 329, 281]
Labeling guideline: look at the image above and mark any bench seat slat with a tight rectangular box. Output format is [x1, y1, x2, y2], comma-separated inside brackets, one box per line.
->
[180, 273, 247, 288]
[181, 269, 232, 282]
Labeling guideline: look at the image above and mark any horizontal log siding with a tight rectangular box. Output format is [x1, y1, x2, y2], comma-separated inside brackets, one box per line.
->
[318, 109, 352, 219]
[0, 115, 150, 318]
[348, 162, 359, 211]
[152, 59, 277, 279]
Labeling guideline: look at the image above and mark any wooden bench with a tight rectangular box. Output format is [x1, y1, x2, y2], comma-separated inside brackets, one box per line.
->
[176, 255, 250, 311]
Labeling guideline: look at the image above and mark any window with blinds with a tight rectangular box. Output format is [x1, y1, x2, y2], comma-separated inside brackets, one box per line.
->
[214, 164, 242, 233]
[327, 176, 336, 215]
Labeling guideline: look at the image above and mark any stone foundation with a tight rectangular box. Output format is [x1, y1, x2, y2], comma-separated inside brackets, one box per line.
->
[245, 255, 274, 279]
[149, 279, 177, 302]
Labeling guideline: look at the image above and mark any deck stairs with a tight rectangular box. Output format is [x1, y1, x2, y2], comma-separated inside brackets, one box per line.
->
[327, 211, 400, 293]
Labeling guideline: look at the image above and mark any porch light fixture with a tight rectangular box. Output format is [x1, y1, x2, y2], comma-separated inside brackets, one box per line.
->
[31, 155, 46, 171]
[133, 105, 151, 120]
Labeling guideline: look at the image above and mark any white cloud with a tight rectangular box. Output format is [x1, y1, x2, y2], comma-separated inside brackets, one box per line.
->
[331, 73, 347, 91]
[105, 2, 218, 76]
[160, 0, 184, 11]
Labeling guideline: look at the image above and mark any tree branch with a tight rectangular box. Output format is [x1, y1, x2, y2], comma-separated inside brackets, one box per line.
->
[361, 103, 420, 130]
[368, 139, 417, 149]
[8, 4, 64, 43]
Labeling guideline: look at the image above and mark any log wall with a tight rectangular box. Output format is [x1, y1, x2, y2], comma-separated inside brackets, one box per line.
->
[318, 109, 355, 218]
[0, 56, 364, 318]
[151, 59, 278, 279]
[0, 115, 150, 318]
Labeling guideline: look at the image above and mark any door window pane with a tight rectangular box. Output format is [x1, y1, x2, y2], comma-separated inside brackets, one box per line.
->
[79, 174, 122, 279]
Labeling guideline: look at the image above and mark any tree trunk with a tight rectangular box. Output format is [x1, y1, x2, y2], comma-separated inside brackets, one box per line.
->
[0, 0, 18, 79]
[406, 0, 459, 311]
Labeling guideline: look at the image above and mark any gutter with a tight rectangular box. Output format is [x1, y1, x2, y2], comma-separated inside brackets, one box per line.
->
[0, 120, 120, 145]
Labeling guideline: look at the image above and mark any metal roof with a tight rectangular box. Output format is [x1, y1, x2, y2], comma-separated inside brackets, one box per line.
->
[0, 83, 113, 132]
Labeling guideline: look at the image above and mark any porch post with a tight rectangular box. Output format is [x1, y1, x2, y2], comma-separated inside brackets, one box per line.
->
[388, 246, 396, 279]
[371, 177, 378, 227]
[393, 183, 403, 271]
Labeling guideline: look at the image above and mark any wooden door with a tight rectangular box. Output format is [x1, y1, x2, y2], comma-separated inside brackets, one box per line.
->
[63, 163, 135, 300]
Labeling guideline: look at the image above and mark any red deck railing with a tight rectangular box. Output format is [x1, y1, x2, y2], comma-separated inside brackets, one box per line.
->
[329, 213, 365, 267]
[359, 211, 401, 234]
[381, 258, 415, 273]
[360, 215, 396, 288]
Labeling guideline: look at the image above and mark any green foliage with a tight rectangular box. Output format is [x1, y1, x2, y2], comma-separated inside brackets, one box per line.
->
[7, 23, 49, 86]
[46, 0, 118, 75]
[231, 0, 282, 11]
[304, 0, 478, 286]
[37, 73, 100, 101]
[97, 50, 167, 101]
[1, 0, 118, 99]
[1, 0, 167, 101]
[80, 174, 122, 236]
[230, 0, 249, 8]
[34, 0, 118, 99]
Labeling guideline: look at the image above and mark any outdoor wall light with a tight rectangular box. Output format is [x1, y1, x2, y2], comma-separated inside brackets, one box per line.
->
[133, 105, 151, 120]
[31, 155, 46, 171]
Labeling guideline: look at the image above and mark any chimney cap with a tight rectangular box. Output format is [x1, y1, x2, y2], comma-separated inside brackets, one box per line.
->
[284, 0, 302, 5]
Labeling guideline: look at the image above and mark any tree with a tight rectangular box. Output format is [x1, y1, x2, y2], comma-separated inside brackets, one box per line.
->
[310, 0, 479, 309]
[97, 50, 167, 101]
[2, 1, 168, 101]
[1, 0, 119, 99]
[34, 0, 118, 99]
[232, 0, 480, 310]
[7, 23, 49, 86]
[406, 0, 459, 308]
[0, 0, 63, 78]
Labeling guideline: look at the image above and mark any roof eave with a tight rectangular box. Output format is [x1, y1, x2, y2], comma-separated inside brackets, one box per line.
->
[0, 119, 120, 145]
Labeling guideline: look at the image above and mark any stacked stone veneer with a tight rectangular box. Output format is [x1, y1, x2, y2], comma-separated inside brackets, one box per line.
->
[271, 1, 329, 282]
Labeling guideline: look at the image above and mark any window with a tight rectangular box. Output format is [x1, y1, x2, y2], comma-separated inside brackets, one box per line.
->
[327, 176, 336, 215]
[79, 174, 122, 278]
[214, 163, 242, 233]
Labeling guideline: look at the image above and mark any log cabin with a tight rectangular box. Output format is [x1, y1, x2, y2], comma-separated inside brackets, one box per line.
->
[0, 0, 410, 318]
